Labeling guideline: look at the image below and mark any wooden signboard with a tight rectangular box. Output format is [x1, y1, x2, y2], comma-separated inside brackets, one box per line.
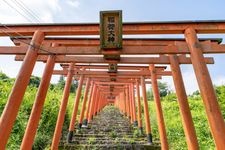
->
[100, 10, 122, 49]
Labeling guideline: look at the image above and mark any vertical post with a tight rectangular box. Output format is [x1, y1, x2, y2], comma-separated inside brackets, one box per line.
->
[119, 93, 123, 113]
[21, 55, 55, 149]
[150, 64, 168, 150]
[83, 82, 94, 126]
[136, 80, 143, 134]
[88, 84, 97, 123]
[51, 63, 74, 150]
[93, 90, 100, 116]
[0, 30, 44, 149]
[123, 90, 126, 116]
[78, 78, 91, 128]
[121, 93, 124, 113]
[169, 55, 199, 149]
[141, 76, 153, 144]
[125, 87, 130, 120]
[98, 94, 103, 113]
[129, 85, 134, 123]
[185, 27, 225, 149]
[131, 83, 138, 126]
[102, 96, 106, 111]
[67, 74, 84, 143]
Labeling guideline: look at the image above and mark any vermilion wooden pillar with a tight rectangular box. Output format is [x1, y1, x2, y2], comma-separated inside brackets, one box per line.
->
[116, 96, 119, 109]
[83, 81, 94, 126]
[91, 87, 99, 119]
[78, 77, 91, 128]
[131, 83, 138, 126]
[88, 84, 97, 123]
[119, 93, 123, 113]
[120, 93, 124, 113]
[123, 91, 126, 115]
[94, 90, 100, 115]
[136, 80, 143, 134]
[101, 96, 106, 110]
[0, 30, 44, 149]
[51, 63, 74, 150]
[129, 85, 134, 123]
[97, 94, 102, 113]
[169, 55, 199, 149]
[98, 94, 104, 113]
[125, 87, 130, 119]
[185, 28, 225, 149]
[21, 55, 55, 149]
[140, 76, 153, 144]
[150, 64, 168, 150]
[67, 74, 84, 143]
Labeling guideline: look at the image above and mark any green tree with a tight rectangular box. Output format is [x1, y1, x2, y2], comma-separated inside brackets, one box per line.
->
[70, 79, 78, 93]
[29, 75, 41, 87]
[162, 92, 177, 101]
[192, 90, 200, 96]
[57, 75, 65, 90]
[146, 89, 154, 101]
[0, 71, 9, 80]
[147, 81, 170, 101]
[158, 81, 170, 97]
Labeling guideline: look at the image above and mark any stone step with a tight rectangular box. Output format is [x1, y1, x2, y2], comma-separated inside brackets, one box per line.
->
[60, 106, 161, 149]
[72, 133, 142, 137]
[73, 137, 147, 143]
[59, 143, 161, 150]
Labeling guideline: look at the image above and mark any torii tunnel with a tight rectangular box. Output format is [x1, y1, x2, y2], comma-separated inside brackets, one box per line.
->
[0, 12, 225, 150]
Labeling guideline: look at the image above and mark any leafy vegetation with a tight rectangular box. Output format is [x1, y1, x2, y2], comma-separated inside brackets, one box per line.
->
[0, 72, 76, 149]
[145, 82, 225, 150]
[147, 81, 171, 100]
[0, 72, 225, 149]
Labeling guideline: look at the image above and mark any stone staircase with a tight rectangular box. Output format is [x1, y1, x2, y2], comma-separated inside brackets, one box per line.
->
[59, 106, 160, 150]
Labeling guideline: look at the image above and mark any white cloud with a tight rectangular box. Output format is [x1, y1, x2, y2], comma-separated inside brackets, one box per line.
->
[0, 0, 61, 23]
[66, 0, 80, 8]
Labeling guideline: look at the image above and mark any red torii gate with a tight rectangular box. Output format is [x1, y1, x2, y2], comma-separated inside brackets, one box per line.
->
[0, 17, 225, 150]
[52, 65, 172, 148]
[8, 53, 217, 150]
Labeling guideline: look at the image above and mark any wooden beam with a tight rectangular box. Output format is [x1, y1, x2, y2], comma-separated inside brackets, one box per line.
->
[53, 69, 171, 76]
[98, 85, 126, 88]
[100, 91, 121, 94]
[2, 42, 225, 55]
[1, 21, 225, 36]
[95, 81, 132, 85]
[60, 64, 167, 70]
[54, 71, 163, 80]
[75, 75, 159, 79]
[15, 55, 214, 64]
[12, 37, 221, 46]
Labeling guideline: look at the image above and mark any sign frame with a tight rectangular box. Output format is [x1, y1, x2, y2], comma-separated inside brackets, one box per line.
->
[100, 10, 122, 49]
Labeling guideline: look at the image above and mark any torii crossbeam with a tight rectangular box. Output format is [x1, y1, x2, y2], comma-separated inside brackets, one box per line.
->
[0, 11, 225, 150]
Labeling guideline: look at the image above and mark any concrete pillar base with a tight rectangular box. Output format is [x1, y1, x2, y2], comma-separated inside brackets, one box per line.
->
[139, 127, 143, 135]
[82, 119, 88, 126]
[133, 120, 138, 126]
[147, 133, 153, 144]
[67, 131, 73, 143]
[78, 123, 82, 129]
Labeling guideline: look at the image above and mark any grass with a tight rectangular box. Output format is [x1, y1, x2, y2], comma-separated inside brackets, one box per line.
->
[1, 72, 225, 149]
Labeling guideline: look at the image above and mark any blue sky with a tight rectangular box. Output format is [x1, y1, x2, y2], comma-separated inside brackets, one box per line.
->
[0, 0, 225, 94]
